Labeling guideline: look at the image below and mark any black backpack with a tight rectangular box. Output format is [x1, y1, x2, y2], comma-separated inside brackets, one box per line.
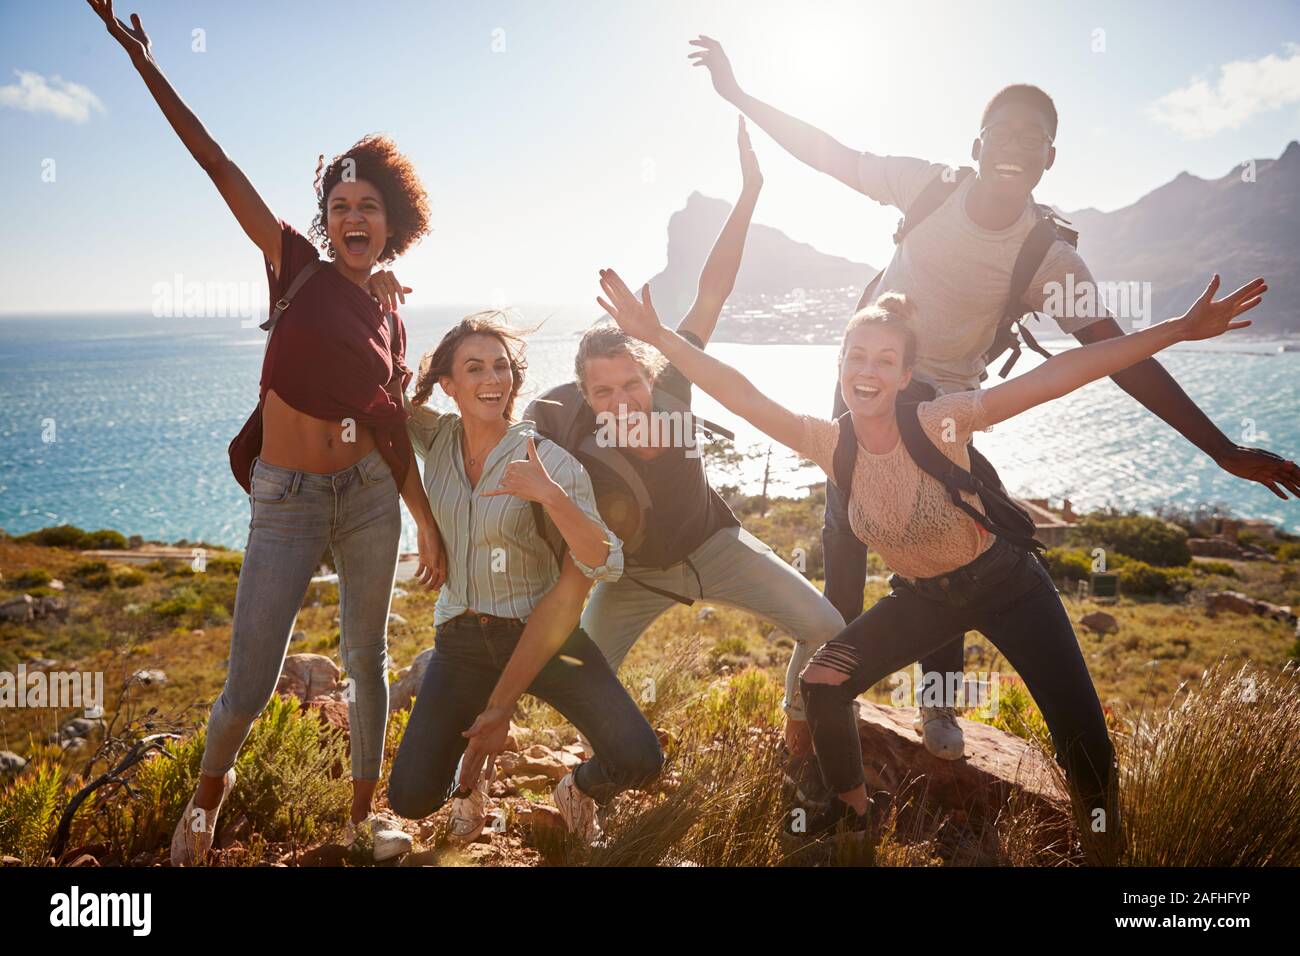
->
[856, 165, 1080, 381]
[831, 401, 1046, 556]
[523, 384, 735, 606]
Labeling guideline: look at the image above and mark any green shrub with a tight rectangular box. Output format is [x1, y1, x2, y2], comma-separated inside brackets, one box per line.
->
[206, 555, 243, 576]
[149, 585, 203, 621]
[0, 759, 69, 865]
[1114, 560, 1194, 596]
[114, 568, 147, 589]
[70, 560, 113, 590]
[81, 529, 128, 550]
[1276, 542, 1300, 562]
[13, 524, 126, 550]
[1043, 548, 1093, 584]
[1070, 513, 1191, 567]
[226, 694, 351, 846]
[11, 568, 52, 590]
[16, 524, 90, 548]
[1192, 559, 1238, 578]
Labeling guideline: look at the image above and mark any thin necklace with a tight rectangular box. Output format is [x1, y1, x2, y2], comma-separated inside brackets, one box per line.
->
[462, 430, 501, 468]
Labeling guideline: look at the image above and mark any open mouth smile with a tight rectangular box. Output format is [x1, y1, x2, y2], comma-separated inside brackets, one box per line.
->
[476, 391, 503, 407]
[342, 229, 370, 255]
[993, 163, 1025, 179]
[852, 383, 881, 400]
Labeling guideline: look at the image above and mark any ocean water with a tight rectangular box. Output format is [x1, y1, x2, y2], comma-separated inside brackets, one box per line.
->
[1, 310, 1297, 553]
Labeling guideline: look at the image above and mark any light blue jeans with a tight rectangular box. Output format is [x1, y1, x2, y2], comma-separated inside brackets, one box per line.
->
[581, 526, 845, 720]
[200, 448, 401, 780]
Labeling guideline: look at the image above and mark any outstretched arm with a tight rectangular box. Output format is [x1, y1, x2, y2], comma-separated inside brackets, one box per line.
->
[677, 116, 763, 345]
[598, 269, 806, 453]
[87, 1, 282, 275]
[1073, 315, 1300, 500]
[983, 276, 1268, 430]
[689, 36, 862, 191]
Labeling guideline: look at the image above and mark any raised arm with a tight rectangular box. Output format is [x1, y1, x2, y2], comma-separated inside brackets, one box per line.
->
[87, 1, 282, 275]
[677, 116, 763, 345]
[689, 35, 862, 191]
[598, 269, 806, 453]
[982, 275, 1267, 428]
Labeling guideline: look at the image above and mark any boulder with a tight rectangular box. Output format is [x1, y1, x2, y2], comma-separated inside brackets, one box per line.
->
[276, 654, 344, 701]
[1206, 591, 1298, 625]
[496, 744, 570, 782]
[0, 751, 26, 775]
[1080, 611, 1119, 635]
[388, 647, 435, 714]
[510, 774, 553, 793]
[60, 717, 104, 741]
[298, 843, 349, 867]
[854, 700, 1067, 832]
[0, 595, 35, 623]
[515, 803, 564, 833]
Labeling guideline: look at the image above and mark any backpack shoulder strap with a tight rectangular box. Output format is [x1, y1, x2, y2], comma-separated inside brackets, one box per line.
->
[527, 436, 569, 565]
[831, 411, 858, 500]
[1005, 216, 1062, 322]
[531, 500, 567, 566]
[987, 215, 1066, 378]
[258, 260, 323, 334]
[895, 166, 974, 244]
[895, 402, 1010, 541]
[856, 166, 973, 310]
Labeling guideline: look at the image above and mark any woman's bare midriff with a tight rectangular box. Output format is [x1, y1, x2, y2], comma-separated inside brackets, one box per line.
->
[258, 387, 377, 474]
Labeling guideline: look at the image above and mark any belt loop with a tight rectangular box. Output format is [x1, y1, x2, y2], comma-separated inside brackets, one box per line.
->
[291, 471, 302, 496]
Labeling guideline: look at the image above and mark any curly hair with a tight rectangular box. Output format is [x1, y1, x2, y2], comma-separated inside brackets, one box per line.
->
[574, 321, 668, 396]
[310, 134, 431, 263]
[411, 311, 535, 422]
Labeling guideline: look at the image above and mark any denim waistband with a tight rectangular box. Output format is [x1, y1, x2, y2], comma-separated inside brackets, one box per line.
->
[893, 536, 1025, 605]
[251, 447, 389, 495]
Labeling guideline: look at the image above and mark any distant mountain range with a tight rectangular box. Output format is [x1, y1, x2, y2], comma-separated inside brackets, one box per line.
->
[639, 140, 1299, 343]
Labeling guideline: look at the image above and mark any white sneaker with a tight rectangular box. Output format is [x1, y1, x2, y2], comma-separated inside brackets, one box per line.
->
[446, 775, 491, 847]
[343, 810, 413, 862]
[553, 772, 604, 847]
[913, 706, 965, 760]
[170, 767, 236, 867]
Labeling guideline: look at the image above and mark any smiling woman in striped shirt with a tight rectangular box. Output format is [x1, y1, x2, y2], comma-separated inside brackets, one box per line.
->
[386, 313, 664, 847]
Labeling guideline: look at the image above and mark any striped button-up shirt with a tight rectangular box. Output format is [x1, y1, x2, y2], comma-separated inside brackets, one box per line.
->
[405, 395, 624, 625]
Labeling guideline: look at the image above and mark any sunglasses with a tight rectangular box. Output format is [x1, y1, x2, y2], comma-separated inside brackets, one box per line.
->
[980, 124, 1053, 151]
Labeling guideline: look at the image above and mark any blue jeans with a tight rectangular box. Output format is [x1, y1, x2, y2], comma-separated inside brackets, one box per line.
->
[582, 526, 845, 721]
[200, 448, 401, 780]
[802, 536, 1117, 826]
[823, 377, 964, 699]
[387, 614, 664, 817]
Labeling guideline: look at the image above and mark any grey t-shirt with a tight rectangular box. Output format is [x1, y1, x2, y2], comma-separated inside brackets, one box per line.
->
[857, 152, 1109, 394]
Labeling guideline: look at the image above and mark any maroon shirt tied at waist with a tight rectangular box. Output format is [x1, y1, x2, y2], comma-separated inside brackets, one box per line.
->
[228, 219, 414, 494]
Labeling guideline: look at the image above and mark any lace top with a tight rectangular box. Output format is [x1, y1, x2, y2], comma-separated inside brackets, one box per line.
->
[797, 390, 996, 580]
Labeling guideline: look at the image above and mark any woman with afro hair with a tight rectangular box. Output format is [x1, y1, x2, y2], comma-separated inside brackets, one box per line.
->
[88, 0, 444, 864]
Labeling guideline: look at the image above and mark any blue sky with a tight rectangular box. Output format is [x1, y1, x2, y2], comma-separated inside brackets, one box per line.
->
[1, 0, 1298, 314]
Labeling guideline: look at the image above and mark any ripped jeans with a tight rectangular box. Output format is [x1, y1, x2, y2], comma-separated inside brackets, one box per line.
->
[801, 536, 1117, 827]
